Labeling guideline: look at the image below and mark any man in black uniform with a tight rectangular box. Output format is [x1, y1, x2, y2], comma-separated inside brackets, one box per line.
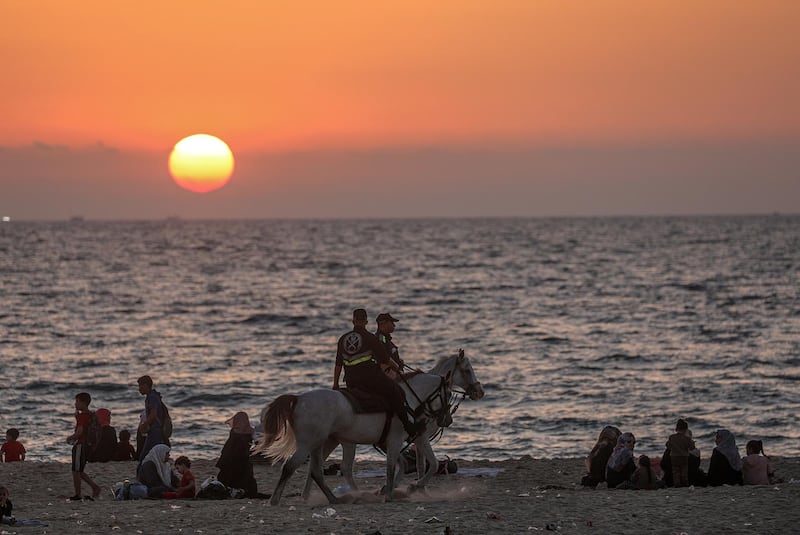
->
[332, 308, 423, 437]
[375, 312, 404, 372]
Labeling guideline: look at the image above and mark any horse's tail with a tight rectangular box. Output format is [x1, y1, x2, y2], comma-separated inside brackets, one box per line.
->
[254, 394, 298, 463]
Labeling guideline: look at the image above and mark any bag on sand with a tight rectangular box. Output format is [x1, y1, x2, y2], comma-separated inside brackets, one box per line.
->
[197, 477, 230, 500]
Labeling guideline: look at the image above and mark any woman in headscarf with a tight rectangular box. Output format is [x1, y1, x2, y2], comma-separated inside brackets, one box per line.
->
[88, 408, 117, 463]
[605, 432, 637, 488]
[707, 429, 743, 486]
[137, 443, 179, 498]
[581, 426, 621, 487]
[216, 411, 258, 498]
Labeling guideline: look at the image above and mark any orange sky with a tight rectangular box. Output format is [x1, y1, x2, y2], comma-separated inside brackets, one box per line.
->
[3, 0, 798, 151]
[1, 1, 798, 219]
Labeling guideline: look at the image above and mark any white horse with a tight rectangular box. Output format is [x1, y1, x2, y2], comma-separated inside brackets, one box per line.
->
[302, 350, 485, 498]
[255, 350, 484, 505]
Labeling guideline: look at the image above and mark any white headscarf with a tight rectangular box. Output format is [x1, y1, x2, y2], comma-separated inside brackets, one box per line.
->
[607, 432, 636, 472]
[142, 444, 173, 487]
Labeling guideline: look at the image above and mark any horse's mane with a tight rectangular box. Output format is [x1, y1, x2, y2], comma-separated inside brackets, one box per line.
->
[400, 369, 424, 380]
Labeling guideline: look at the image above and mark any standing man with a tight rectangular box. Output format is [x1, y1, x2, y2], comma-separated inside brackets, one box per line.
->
[375, 312, 404, 376]
[332, 309, 424, 437]
[137, 375, 167, 467]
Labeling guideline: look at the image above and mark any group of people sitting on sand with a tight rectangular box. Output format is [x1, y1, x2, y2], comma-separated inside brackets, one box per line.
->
[28, 376, 263, 502]
[580, 419, 782, 490]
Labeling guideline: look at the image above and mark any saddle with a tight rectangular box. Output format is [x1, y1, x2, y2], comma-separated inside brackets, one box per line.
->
[339, 387, 391, 414]
[338, 387, 412, 447]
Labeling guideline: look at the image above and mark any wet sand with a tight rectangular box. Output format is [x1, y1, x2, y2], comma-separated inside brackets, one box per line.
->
[2, 456, 799, 534]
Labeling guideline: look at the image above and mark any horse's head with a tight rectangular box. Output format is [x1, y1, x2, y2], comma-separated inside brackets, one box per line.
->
[446, 349, 485, 401]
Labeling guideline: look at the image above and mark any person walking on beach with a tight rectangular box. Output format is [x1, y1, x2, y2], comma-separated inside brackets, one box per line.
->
[332, 308, 424, 437]
[137, 375, 168, 466]
[66, 392, 102, 501]
[667, 418, 695, 487]
[1, 429, 26, 462]
[375, 312, 404, 378]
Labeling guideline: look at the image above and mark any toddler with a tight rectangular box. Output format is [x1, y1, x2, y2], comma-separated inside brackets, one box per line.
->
[164, 455, 196, 499]
[113, 429, 137, 461]
[1, 429, 26, 462]
[667, 419, 695, 487]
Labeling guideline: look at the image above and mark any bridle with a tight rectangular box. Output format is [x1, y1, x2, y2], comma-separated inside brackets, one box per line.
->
[400, 349, 482, 440]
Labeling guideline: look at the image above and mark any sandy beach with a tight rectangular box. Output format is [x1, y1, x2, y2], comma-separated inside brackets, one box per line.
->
[2, 455, 800, 534]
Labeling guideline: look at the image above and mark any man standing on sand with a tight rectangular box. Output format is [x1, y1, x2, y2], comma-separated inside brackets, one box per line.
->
[137, 375, 167, 467]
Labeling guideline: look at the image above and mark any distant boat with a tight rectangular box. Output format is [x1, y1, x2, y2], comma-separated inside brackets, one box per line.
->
[69, 216, 85, 222]
[1, 216, 10, 222]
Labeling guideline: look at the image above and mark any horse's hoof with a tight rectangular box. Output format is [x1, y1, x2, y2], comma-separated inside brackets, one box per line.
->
[407, 484, 426, 494]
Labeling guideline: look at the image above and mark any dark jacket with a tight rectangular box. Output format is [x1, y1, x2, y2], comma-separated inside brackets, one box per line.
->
[606, 458, 636, 489]
[375, 330, 402, 368]
[88, 426, 118, 463]
[707, 450, 743, 486]
[216, 431, 257, 498]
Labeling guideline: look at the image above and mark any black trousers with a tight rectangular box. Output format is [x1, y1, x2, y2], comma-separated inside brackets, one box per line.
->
[345, 363, 410, 422]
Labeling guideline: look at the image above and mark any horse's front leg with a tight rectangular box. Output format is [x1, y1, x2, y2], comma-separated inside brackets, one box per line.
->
[413, 435, 439, 489]
[384, 423, 403, 501]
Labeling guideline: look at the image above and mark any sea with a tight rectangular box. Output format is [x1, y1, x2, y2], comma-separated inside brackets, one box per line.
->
[1, 216, 798, 464]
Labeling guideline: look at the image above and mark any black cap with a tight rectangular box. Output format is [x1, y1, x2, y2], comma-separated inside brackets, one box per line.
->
[376, 312, 398, 323]
[353, 308, 368, 321]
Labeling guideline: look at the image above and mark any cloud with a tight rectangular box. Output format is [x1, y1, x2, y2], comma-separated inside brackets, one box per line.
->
[1, 140, 798, 220]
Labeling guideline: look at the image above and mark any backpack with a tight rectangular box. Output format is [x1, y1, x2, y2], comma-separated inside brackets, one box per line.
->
[85, 410, 103, 452]
[160, 402, 173, 439]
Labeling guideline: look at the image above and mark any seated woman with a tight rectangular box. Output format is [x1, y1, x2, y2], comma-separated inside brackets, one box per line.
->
[216, 412, 258, 498]
[605, 432, 637, 489]
[88, 408, 118, 463]
[580, 426, 621, 488]
[707, 429, 743, 486]
[137, 444, 179, 498]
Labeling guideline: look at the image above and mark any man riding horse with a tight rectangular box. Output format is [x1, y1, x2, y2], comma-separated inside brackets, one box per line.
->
[332, 308, 425, 437]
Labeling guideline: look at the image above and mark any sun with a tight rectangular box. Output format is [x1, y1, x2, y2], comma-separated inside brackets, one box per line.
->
[168, 134, 235, 193]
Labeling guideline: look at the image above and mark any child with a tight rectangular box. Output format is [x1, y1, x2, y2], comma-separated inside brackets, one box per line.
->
[113, 429, 137, 461]
[66, 392, 102, 501]
[632, 455, 663, 490]
[1, 429, 26, 462]
[174, 456, 196, 498]
[667, 418, 695, 487]
[0, 485, 13, 524]
[741, 440, 780, 485]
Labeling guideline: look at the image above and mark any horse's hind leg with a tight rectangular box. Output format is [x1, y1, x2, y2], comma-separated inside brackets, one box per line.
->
[302, 436, 341, 500]
[270, 449, 309, 506]
[308, 446, 338, 504]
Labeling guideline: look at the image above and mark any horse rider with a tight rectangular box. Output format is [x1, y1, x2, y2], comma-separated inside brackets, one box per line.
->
[375, 312, 404, 378]
[332, 308, 425, 437]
